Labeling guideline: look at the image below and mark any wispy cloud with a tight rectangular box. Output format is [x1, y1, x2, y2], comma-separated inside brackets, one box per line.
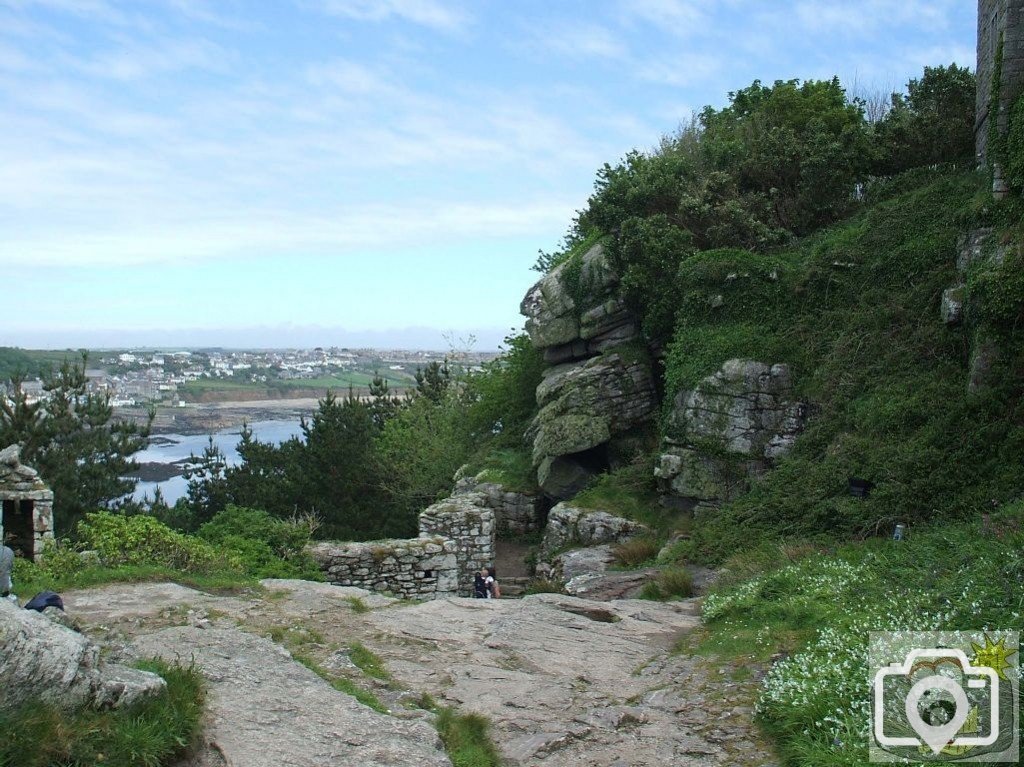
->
[311, 0, 471, 34]
[524, 22, 627, 61]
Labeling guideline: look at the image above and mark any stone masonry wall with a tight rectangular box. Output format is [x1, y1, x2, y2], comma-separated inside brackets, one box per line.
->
[977, 0, 1024, 175]
[308, 537, 458, 599]
[419, 493, 496, 597]
[453, 477, 540, 537]
[0, 445, 55, 562]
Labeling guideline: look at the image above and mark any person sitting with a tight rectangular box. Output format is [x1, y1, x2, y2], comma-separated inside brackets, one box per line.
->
[473, 569, 489, 598]
[485, 566, 500, 599]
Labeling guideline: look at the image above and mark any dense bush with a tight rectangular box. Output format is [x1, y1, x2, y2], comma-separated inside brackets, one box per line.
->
[650, 168, 1023, 563]
[77, 511, 232, 573]
[197, 505, 322, 580]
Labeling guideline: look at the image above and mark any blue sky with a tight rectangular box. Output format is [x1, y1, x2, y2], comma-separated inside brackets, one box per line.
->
[1, 0, 975, 350]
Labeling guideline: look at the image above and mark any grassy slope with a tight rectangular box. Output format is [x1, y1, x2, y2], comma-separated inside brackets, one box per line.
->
[653, 167, 1024, 562]
[700, 502, 1024, 766]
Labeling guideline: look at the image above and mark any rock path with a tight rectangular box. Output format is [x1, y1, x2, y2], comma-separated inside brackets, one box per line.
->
[62, 580, 776, 767]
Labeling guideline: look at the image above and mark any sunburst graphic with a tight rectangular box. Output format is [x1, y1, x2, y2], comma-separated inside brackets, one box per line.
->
[971, 635, 1017, 681]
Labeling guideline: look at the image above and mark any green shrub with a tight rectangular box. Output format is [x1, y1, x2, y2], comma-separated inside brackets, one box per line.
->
[523, 578, 565, 595]
[657, 566, 694, 598]
[197, 505, 323, 580]
[0, 659, 204, 767]
[1007, 93, 1024, 190]
[76, 511, 233, 574]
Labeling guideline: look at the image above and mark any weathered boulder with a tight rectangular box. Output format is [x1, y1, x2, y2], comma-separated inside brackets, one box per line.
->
[656, 359, 806, 511]
[520, 243, 639, 361]
[0, 598, 165, 713]
[541, 503, 650, 555]
[531, 351, 657, 498]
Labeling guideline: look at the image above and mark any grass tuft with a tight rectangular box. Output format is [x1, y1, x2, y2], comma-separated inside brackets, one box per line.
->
[435, 708, 503, 767]
[0, 660, 204, 767]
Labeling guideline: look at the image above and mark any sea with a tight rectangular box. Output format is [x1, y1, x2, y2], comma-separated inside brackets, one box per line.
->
[131, 419, 304, 505]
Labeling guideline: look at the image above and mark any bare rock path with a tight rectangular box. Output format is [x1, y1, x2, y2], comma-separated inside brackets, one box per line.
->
[63, 580, 776, 767]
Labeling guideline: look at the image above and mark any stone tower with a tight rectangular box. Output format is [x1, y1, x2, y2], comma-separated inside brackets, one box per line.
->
[977, 0, 1024, 193]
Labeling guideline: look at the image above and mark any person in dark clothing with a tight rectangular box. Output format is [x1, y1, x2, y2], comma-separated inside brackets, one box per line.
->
[473, 569, 489, 598]
[485, 566, 500, 599]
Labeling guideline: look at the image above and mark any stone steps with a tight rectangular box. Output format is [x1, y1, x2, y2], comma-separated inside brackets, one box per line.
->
[498, 576, 532, 598]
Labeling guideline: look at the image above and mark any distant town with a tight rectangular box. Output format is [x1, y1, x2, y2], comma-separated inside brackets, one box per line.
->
[1, 346, 499, 434]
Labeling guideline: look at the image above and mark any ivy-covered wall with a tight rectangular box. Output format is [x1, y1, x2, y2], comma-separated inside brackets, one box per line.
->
[976, 0, 1024, 172]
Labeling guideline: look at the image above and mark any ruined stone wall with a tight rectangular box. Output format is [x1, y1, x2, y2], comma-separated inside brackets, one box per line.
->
[419, 493, 495, 597]
[0, 445, 55, 562]
[308, 537, 459, 599]
[977, 0, 1024, 169]
[453, 477, 540, 537]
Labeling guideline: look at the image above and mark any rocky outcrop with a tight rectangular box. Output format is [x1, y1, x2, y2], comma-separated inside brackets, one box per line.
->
[521, 244, 658, 499]
[0, 598, 165, 713]
[521, 242, 639, 361]
[656, 359, 807, 512]
[540, 503, 650, 555]
[129, 625, 451, 767]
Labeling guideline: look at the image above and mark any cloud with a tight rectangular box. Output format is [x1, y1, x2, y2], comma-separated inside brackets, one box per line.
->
[793, 0, 958, 36]
[311, 0, 470, 34]
[0, 196, 579, 267]
[619, 0, 705, 34]
[525, 22, 627, 61]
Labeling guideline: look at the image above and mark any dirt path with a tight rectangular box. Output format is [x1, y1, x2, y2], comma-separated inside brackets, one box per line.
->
[63, 580, 777, 767]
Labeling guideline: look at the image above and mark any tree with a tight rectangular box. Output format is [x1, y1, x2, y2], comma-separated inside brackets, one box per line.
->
[414, 360, 451, 403]
[0, 355, 150, 534]
[871, 65, 976, 175]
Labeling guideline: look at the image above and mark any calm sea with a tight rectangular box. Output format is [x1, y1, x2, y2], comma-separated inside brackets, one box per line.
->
[131, 419, 304, 505]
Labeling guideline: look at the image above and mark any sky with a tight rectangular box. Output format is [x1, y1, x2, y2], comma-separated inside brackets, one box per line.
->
[1, 0, 976, 350]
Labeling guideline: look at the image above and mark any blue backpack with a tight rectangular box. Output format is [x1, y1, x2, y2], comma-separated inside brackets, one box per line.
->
[24, 591, 64, 612]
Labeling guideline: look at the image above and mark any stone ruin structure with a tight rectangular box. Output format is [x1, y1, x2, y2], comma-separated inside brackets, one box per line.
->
[977, 0, 1024, 193]
[520, 243, 658, 500]
[309, 491, 496, 599]
[0, 445, 54, 562]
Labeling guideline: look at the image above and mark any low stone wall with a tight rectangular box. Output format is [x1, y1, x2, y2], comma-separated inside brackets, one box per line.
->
[540, 503, 650, 556]
[308, 537, 458, 599]
[454, 478, 540, 537]
[419, 493, 495, 597]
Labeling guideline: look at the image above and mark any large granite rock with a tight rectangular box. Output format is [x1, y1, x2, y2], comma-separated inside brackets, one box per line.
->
[0, 598, 165, 713]
[520, 243, 639, 361]
[532, 351, 657, 498]
[541, 503, 650, 555]
[520, 244, 659, 500]
[656, 359, 806, 512]
[128, 626, 451, 767]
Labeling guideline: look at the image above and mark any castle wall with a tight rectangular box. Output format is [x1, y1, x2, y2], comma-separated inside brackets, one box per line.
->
[977, 0, 1024, 168]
